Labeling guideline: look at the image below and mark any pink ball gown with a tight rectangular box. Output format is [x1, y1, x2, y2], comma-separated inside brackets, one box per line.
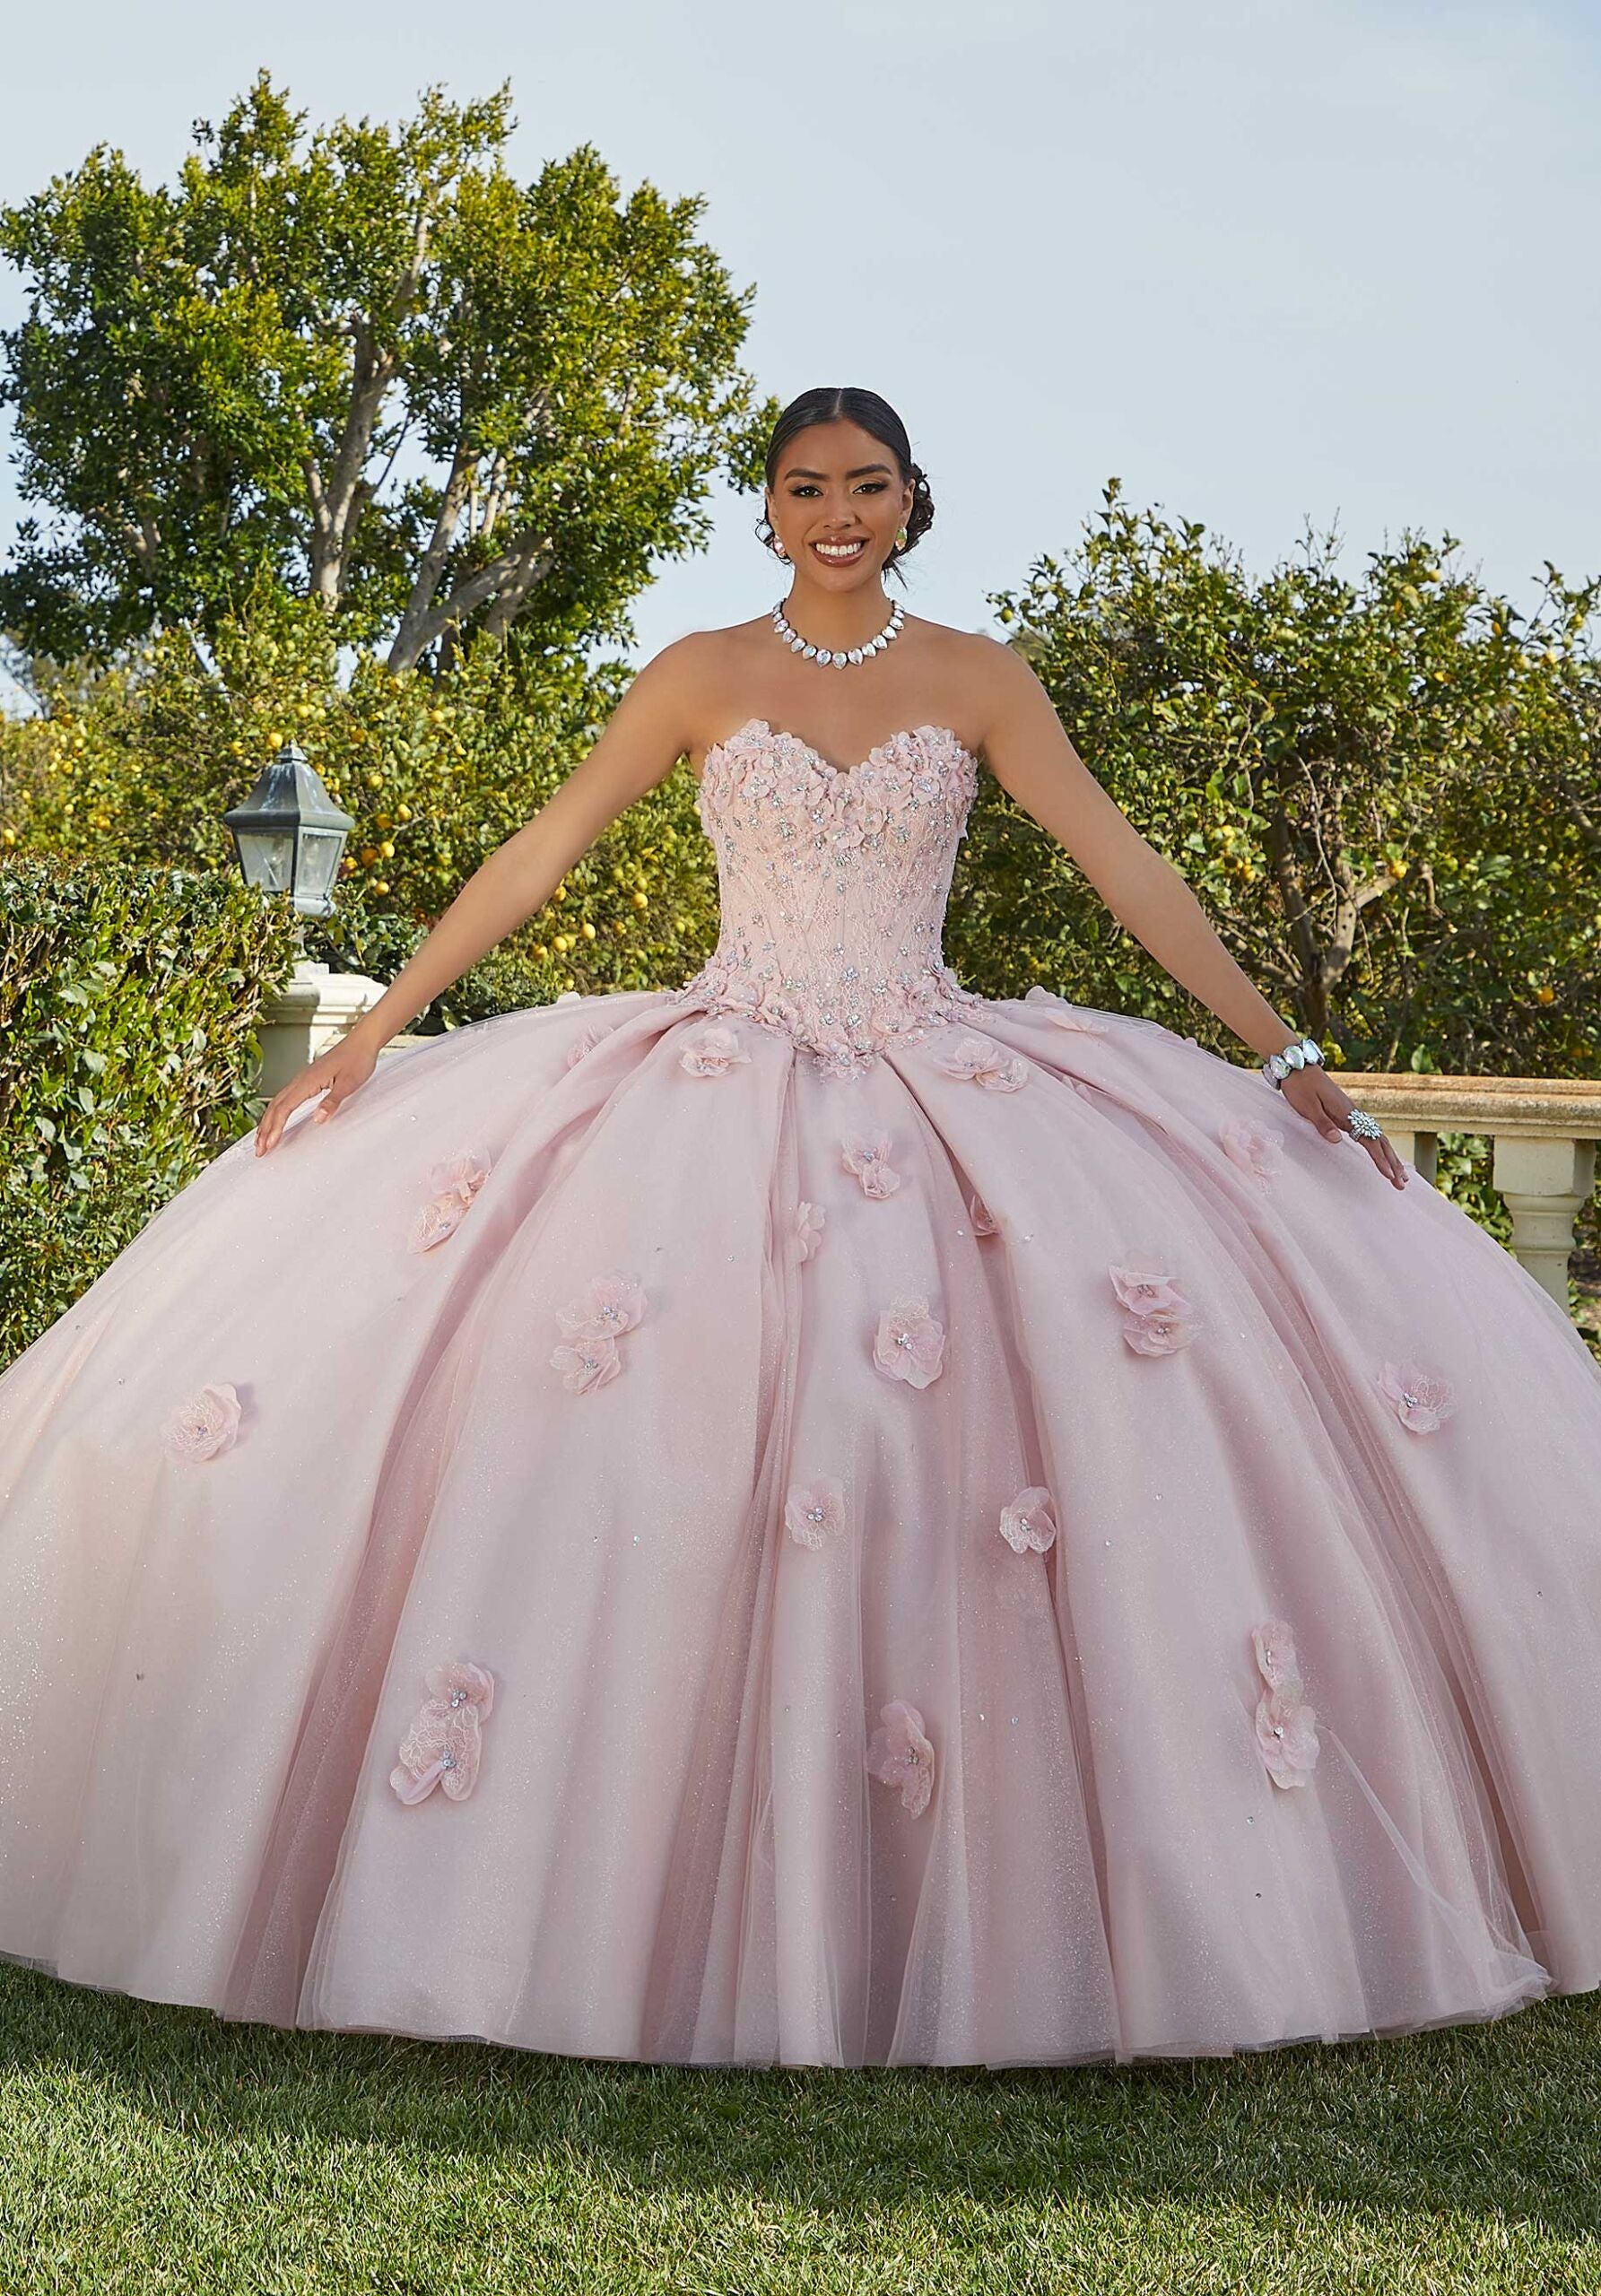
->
[2, 712, 1600, 2070]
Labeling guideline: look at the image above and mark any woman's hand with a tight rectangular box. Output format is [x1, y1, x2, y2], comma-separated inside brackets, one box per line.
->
[1279, 1065, 1409, 1191]
[253, 1031, 379, 1156]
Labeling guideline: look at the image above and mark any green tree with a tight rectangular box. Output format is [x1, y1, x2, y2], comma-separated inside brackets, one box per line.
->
[0, 74, 773, 668]
[959, 483, 1601, 1074]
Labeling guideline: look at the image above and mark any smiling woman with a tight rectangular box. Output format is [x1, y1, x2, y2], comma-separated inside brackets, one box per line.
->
[4, 384, 1601, 2073]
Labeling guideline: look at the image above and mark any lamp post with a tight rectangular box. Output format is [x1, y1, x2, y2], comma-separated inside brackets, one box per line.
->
[225, 740, 389, 1094]
[222, 740, 355, 917]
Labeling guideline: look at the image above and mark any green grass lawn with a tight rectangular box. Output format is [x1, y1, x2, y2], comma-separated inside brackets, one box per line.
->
[1, 1964, 1598, 2293]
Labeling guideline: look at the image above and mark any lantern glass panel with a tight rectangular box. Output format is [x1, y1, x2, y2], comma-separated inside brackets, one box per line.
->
[236, 829, 296, 895]
[294, 827, 344, 914]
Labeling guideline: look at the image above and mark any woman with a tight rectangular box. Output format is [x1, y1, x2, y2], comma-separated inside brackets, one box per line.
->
[1, 385, 1597, 2069]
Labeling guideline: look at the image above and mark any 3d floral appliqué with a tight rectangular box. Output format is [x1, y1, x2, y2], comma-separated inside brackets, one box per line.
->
[842, 1132, 902, 1199]
[1109, 1256, 1200, 1355]
[796, 1201, 826, 1260]
[161, 1381, 242, 1461]
[1220, 1116, 1286, 1185]
[874, 1295, 946, 1388]
[1250, 1620, 1320, 1788]
[784, 1475, 847, 1549]
[390, 1660, 497, 1804]
[550, 1272, 648, 1393]
[406, 1148, 493, 1253]
[1376, 1360, 1457, 1434]
[936, 1034, 1031, 1091]
[999, 1485, 1057, 1553]
[866, 1699, 935, 1816]
[679, 1022, 750, 1077]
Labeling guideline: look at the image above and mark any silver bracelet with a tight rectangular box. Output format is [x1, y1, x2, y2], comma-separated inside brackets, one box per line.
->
[1260, 1035, 1324, 1091]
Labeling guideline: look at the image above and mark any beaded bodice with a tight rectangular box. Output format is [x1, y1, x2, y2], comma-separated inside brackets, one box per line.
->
[668, 717, 988, 1078]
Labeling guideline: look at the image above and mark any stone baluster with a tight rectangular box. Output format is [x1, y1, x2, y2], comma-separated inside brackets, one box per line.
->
[1492, 1135, 1598, 1309]
[253, 959, 387, 1098]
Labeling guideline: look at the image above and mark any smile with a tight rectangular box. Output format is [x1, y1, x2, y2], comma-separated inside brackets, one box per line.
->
[812, 538, 866, 562]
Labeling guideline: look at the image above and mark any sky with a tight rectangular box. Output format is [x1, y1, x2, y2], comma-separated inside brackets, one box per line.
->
[3, 0, 1598, 695]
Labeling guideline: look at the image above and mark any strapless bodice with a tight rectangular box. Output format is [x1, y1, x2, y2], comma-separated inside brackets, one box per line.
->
[667, 717, 988, 1077]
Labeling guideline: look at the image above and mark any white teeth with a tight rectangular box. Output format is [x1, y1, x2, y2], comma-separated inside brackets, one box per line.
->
[814, 540, 864, 557]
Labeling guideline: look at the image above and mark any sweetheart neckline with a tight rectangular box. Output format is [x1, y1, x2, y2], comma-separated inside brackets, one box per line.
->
[694, 715, 977, 787]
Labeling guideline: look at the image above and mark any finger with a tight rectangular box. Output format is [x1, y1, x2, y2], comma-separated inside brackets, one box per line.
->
[254, 1096, 284, 1155]
[256, 1080, 311, 1153]
[1362, 1135, 1407, 1190]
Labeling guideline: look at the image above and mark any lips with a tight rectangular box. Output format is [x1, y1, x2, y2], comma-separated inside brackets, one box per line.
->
[813, 538, 866, 562]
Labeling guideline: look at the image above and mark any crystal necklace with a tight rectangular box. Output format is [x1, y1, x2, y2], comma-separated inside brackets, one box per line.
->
[772, 595, 904, 668]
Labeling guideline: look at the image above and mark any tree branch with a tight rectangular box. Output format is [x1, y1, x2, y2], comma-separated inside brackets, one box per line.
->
[385, 530, 553, 674]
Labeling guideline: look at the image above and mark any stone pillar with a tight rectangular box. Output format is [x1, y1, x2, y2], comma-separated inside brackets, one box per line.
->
[1385, 1128, 1439, 1184]
[1492, 1133, 1597, 1307]
[254, 959, 387, 1098]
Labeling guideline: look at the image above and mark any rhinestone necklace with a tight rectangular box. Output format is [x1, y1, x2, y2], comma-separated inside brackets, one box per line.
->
[772, 595, 904, 668]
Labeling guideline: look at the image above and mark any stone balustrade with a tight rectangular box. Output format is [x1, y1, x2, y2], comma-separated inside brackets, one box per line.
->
[1339, 1073, 1601, 1306]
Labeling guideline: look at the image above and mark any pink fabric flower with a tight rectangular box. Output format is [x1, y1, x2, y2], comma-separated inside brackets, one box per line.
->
[755, 979, 802, 1032]
[1109, 1257, 1188, 1318]
[161, 1381, 242, 1461]
[999, 1485, 1057, 1553]
[1121, 1306, 1199, 1356]
[814, 1038, 860, 1082]
[936, 1033, 1031, 1091]
[550, 1335, 622, 1394]
[968, 1192, 998, 1237]
[406, 1147, 493, 1252]
[784, 1474, 847, 1549]
[1376, 1360, 1457, 1434]
[1220, 1115, 1286, 1184]
[389, 1659, 496, 1804]
[1250, 1621, 1319, 1789]
[866, 1699, 935, 1817]
[679, 1022, 751, 1077]
[842, 1132, 902, 1199]
[796, 1201, 826, 1260]
[556, 1271, 648, 1342]
[873, 1294, 946, 1388]
[848, 792, 890, 840]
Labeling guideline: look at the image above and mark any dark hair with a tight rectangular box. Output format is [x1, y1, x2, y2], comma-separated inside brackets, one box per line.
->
[755, 386, 935, 586]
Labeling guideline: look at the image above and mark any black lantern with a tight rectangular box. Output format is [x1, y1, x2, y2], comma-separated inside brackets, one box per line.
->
[222, 742, 356, 918]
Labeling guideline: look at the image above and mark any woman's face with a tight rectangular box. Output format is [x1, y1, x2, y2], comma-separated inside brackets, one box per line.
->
[765, 418, 914, 589]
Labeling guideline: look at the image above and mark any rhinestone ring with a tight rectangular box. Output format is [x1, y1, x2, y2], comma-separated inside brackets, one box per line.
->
[1345, 1107, 1384, 1141]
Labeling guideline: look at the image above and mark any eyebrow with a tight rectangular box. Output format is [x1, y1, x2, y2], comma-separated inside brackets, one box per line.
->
[781, 462, 894, 481]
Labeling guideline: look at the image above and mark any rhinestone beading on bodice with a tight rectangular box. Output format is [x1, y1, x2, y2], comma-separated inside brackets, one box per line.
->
[668, 718, 988, 1078]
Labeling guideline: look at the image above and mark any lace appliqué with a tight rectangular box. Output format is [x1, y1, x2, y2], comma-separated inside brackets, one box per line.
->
[866, 1699, 935, 1816]
[999, 1485, 1057, 1553]
[668, 720, 988, 1077]
[161, 1381, 242, 1461]
[390, 1660, 497, 1804]
[1250, 1622, 1319, 1789]
[1376, 1360, 1457, 1433]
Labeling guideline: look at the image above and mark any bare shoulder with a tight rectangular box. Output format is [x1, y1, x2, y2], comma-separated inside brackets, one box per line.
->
[901, 616, 1050, 755]
[630, 618, 770, 732]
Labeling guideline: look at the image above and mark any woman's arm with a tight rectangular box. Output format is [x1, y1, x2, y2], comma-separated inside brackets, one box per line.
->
[975, 639, 1408, 1187]
[251, 635, 705, 1154]
[340, 635, 708, 1055]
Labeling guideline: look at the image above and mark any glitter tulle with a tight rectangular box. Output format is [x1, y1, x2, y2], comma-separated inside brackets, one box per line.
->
[1, 718, 1599, 2066]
